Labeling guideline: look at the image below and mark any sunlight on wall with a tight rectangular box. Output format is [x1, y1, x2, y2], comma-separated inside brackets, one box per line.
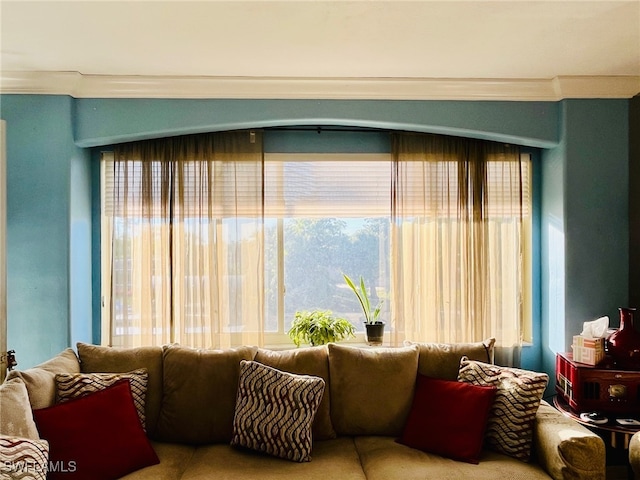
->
[547, 216, 566, 355]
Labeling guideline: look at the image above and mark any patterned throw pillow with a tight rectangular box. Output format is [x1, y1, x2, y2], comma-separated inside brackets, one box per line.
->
[56, 369, 148, 431]
[0, 434, 49, 480]
[231, 360, 325, 462]
[458, 358, 548, 461]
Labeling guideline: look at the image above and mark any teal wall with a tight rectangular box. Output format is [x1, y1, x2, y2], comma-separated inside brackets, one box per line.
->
[73, 99, 560, 149]
[0, 95, 630, 378]
[540, 99, 630, 387]
[563, 100, 629, 328]
[0, 95, 92, 368]
[631, 96, 640, 306]
[540, 133, 567, 382]
[70, 148, 92, 348]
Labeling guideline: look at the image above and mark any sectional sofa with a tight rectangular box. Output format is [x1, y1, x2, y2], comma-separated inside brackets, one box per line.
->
[628, 434, 640, 478]
[1, 340, 606, 480]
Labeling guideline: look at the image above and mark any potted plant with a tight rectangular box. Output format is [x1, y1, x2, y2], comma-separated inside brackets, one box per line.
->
[288, 309, 356, 347]
[342, 273, 385, 346]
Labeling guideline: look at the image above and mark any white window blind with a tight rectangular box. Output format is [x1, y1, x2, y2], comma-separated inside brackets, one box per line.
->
[103, 152, 529, 219]
[393, 155, 530, 218]
[264, 153, 391, 218]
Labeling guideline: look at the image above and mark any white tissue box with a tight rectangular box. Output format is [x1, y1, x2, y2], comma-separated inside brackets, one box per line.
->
[572, 335, 605, 365]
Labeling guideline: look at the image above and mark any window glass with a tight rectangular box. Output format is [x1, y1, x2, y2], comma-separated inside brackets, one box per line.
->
[263, 154, 391, 339]
[101, 146, 532, 347]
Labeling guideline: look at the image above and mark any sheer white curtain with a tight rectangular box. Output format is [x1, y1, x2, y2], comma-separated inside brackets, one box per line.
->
[102, 129, 530, 357]
[391, 133, 529, 365]
[101, 131, 264, 348]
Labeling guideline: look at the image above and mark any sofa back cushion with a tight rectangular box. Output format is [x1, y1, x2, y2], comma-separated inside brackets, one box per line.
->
[156, 344, 257, 445]
[328, 343, 419, 436]
[76, 342, 163, 439]
[254, 346, 336, 440]
[6, 348, 80, 409]
[0, 378, 40, 439]
[406, 338, 495, 380]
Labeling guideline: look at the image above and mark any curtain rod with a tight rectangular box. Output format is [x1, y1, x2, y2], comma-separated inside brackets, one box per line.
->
[264, 126, 391, 134]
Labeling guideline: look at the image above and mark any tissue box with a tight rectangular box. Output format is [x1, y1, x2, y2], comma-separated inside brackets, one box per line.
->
[571, 335, 605, 365]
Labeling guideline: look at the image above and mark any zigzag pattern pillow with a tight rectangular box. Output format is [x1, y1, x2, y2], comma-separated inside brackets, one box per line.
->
[0, 434, 49, 480]
[231, 360, 325, 462]
[55, 369, 148, 431]
[457, 358, 548, 461]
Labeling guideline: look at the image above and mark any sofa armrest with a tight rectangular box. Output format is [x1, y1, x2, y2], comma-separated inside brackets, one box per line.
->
[629, 431, 640, 479]
[533, 400, 606, 480]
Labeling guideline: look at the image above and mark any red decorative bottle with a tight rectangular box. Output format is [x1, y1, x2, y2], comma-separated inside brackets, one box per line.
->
[606, 307, 640, 370]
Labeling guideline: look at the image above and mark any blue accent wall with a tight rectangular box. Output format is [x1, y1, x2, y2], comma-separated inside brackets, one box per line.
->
[630, 96, 640, 306]
[0, 95, 630, 377]
[70, 148, 93, 348]
[540, 99, 630, 390]
[522, 149, 543, 370]
[263, 129, 391, 154]
[73, 99, 560, 149]
[563, 100, 629, 330]
[0, 95, 91, 367]
[541, 126, 567, 385]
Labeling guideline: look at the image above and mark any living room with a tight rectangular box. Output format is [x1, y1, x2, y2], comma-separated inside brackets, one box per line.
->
[0, 0, 639, 385]
[2, 3, 640, 479]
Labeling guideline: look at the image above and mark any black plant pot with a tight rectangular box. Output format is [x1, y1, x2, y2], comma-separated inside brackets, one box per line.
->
[364, 322, 385, 346]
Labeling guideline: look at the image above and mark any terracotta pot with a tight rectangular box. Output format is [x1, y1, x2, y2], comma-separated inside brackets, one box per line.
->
[606, 307, 640, 370]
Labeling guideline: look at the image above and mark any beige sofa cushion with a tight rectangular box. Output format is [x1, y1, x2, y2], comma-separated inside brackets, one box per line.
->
[405, 338, 495, 380]
[6, 348, 80, 409]
[0, 378, 40, 439]
[180, 438, 367, 480]
[631, 432, 640, 480]
[354, 436, 551, 480]
[328, 343, 419, 436]
[535, 400, 606, 480]
[118, 441, 196, 480]
[156, 344, 257, 445]
[76, 343, 163, 439]
[254, 346, 336, 440]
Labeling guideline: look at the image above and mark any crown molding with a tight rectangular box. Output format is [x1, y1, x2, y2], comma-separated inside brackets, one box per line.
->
[1, 71, 638, 101]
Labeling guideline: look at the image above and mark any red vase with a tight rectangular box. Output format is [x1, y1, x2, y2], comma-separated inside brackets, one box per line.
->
[606, 307, 640, 370]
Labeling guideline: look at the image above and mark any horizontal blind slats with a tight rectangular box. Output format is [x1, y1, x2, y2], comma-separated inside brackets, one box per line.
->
[102, 153, 530, 219]
[264, 160, 390, 218]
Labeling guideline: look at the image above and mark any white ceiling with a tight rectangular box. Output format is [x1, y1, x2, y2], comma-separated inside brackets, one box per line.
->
[1, 1, 639, 99]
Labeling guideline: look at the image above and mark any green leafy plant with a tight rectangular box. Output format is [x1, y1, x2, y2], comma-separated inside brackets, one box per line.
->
[288, 310, 356, 347]
[342, 273, 384, 324]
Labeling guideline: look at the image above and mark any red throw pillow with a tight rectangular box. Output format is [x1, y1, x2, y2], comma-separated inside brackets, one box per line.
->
[33, 379, 159, 480]
[398, 374, 496, 464]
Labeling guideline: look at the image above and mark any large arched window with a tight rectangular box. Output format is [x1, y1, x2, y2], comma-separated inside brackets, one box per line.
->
[101, 129, 531, 364]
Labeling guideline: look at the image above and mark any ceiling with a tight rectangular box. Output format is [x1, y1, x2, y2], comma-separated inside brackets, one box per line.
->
[1, 1, 639, 100]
